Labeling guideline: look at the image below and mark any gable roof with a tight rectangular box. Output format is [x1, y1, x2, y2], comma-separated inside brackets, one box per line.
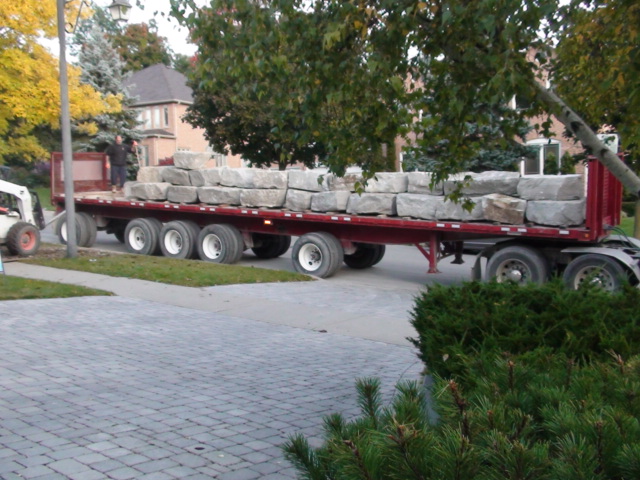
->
[124, 64, 193, 106]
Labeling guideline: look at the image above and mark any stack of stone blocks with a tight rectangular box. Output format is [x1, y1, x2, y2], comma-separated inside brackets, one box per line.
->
[127, 152, 586, 227]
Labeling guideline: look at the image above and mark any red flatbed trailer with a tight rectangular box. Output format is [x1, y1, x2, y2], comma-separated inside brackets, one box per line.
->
[50, 152, 640, 289]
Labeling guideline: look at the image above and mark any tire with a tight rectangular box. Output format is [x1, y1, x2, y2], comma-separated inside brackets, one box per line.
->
[292, 232, 344, 278]
[485, 245, 549, 285]
[160, 220, 198, 259]
[114, 228, 126, 244]
[55, 212, 91, 247]
[76, 212, 97, 247]
[144, 218, 163, 255]
[197, 224, 244, 264]
[563, 254, 626, 292]
[6, 221, 40, 256]
[344, 243, 385, 269]
[124, 218, 160, 256]
[251, 233, 292, 259]
[371, 244, 386, 266]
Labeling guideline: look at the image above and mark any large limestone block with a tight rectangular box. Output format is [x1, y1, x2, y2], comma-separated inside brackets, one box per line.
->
[173, 151, 211, 170]
[407, 172, 444, 195]
[285, 189, 314, 211]
[436, 197, 484, 221]
[463, 171, 520, 196]
[253, 170, 289, 189]
[197, 186, 241, 205]
[131, 182, 171, 201]
[311, 191, 352, 212]
[162, 167, 191, 186]
[396, 194, 440, 220]
[189, 168, 222, 187]
[482, 194, 527, 224]
[517, 175, 584, 200]
[137, 166, 168, 183]
[240, 189, 287, 208]
[526, 199, 586, 227]
[347, 193, 397, 216]
[167, 186, 199, 204]
[364, 172, 408, 193]
[443, 172, 478, 195]
[219, 167, 256, 188]
[123, 181, 138, 199]
[325, 173, 363, 192]
[287, 170, 326, 192]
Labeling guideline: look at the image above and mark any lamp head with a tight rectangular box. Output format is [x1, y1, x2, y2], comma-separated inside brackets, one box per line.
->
[107, 0, 132, 22]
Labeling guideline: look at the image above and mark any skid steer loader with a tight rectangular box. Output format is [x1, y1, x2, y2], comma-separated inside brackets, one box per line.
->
[0, 179, 45, 256]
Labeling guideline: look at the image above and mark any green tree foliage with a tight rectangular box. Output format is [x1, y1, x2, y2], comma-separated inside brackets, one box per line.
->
[111, 23, 172, 73]
[172, 53, 193, 75]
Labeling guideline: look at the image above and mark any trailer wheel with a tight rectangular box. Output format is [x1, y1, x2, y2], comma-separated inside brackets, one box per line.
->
[125, 218, 160, 255]
[76, 212, 97, 247]
[55, 212, 91, 247]
[6, 221, 40, 256]
[485, 245, 549, 285]
[197, 224, 244, 264]
[292, 232, 344, 278]
[251, 234, 292, 259]
[344, 244, 385, 269]
[160, 220, 198, 259]
[563, 254, 626, 292]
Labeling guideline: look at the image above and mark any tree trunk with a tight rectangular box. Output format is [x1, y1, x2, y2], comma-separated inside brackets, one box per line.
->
[535, 85, 640, 199]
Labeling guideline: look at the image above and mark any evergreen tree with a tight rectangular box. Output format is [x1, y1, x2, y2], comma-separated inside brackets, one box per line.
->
[74, 25, 141, 155]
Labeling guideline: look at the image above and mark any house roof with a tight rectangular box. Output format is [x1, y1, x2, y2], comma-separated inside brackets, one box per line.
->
[124, 64, 193, 106]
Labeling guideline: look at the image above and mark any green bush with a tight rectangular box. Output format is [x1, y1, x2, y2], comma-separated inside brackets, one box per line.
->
[284, 353, 640, 480]
[408, 280, 640, 380]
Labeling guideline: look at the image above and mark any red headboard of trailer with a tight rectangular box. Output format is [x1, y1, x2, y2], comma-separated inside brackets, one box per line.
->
[50, 152, 110, 197]
[586, 157, 622, 239]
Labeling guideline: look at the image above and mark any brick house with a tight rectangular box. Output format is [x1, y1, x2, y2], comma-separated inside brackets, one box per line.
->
[124, 64, 243, 168]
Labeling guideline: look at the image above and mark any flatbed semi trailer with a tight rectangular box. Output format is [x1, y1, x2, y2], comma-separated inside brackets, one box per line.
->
[50, 153, 640, 290]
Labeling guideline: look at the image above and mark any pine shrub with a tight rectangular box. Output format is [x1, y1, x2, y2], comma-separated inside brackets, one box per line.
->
[283, 353, 640, 479]
[409, 280, 640, 380]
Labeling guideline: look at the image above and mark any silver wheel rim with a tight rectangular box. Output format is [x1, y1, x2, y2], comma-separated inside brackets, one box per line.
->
[298, 243, 322, 272]
[164, 230, 183, 255]
[61, 222, 68, 242]
[128, 226, 146, 251]
[202, 233, 223, 260]
[495, 259, 531, 284]
[572, 266, 615, 291]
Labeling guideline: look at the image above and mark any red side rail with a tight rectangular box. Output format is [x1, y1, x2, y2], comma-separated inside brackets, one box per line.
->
[585, 157, 622, 239]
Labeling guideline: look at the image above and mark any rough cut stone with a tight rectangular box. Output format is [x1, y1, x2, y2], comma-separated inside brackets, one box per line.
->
[197, 186, 242, 205]
[167, 186, 199, 204]
[396, 194, 440, 220]
[131, 182, 171, 201]
[219, 167, 256, 188]
[162, 167, 192, 186]
[240, 189, 287, 208]
[311, 191, 352, 212]
[189, 168, 222, 187]
[436, 197, 484, 221]
[517, 175, 584, 200]
[347, 193, 397, 216]
[526, 199, 586, 227]
[443, 172, 478, 195]
[482, 194, 527, 224]
[123, 181, 138, 199]
[407, 172, 444, 195]
[253, 170, 289, 189]
[325, 173, 363, 192]
[173, 151, 212, 170]
[137, 166, 168, 183]
[364, 172, 408, 193]
[287, 170, 326, 192]
[463, 171, 520, 196]
[285, 189, 314, 211]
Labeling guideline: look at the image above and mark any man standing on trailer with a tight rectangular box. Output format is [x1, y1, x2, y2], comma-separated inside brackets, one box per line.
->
[105, 135, 138, 194]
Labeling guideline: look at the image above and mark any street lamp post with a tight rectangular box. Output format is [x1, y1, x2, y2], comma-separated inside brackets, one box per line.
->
[56, 0, 131, 258]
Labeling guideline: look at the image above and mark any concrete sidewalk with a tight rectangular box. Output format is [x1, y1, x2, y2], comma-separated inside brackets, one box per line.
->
[1, 262, 425, 479]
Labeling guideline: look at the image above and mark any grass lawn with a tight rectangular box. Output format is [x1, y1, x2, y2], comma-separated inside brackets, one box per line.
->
[20, 245, 312, 287]
[619, 216, 634, 236]
[0, 275, 111, 301]
[33, 186, 54, 210]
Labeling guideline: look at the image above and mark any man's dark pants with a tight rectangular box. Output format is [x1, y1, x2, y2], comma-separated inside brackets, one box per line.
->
[111, 165, 127, 188]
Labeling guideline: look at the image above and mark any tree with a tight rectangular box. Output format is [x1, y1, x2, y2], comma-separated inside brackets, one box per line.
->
[75, 24, 141, 153]
[0, 1, 111, 164]
[111, 23, 173, 73]
[172, 53, 194, 75]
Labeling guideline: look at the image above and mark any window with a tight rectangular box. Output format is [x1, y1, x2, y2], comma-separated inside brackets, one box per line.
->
[163, 107, 169, 127]
[153, 107, 161, 128]
[521, 139, 561, 175]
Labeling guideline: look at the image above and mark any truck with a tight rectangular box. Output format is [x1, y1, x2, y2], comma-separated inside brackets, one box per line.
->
[0, 175, 45, 257]
[49, 152, 640, 291]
